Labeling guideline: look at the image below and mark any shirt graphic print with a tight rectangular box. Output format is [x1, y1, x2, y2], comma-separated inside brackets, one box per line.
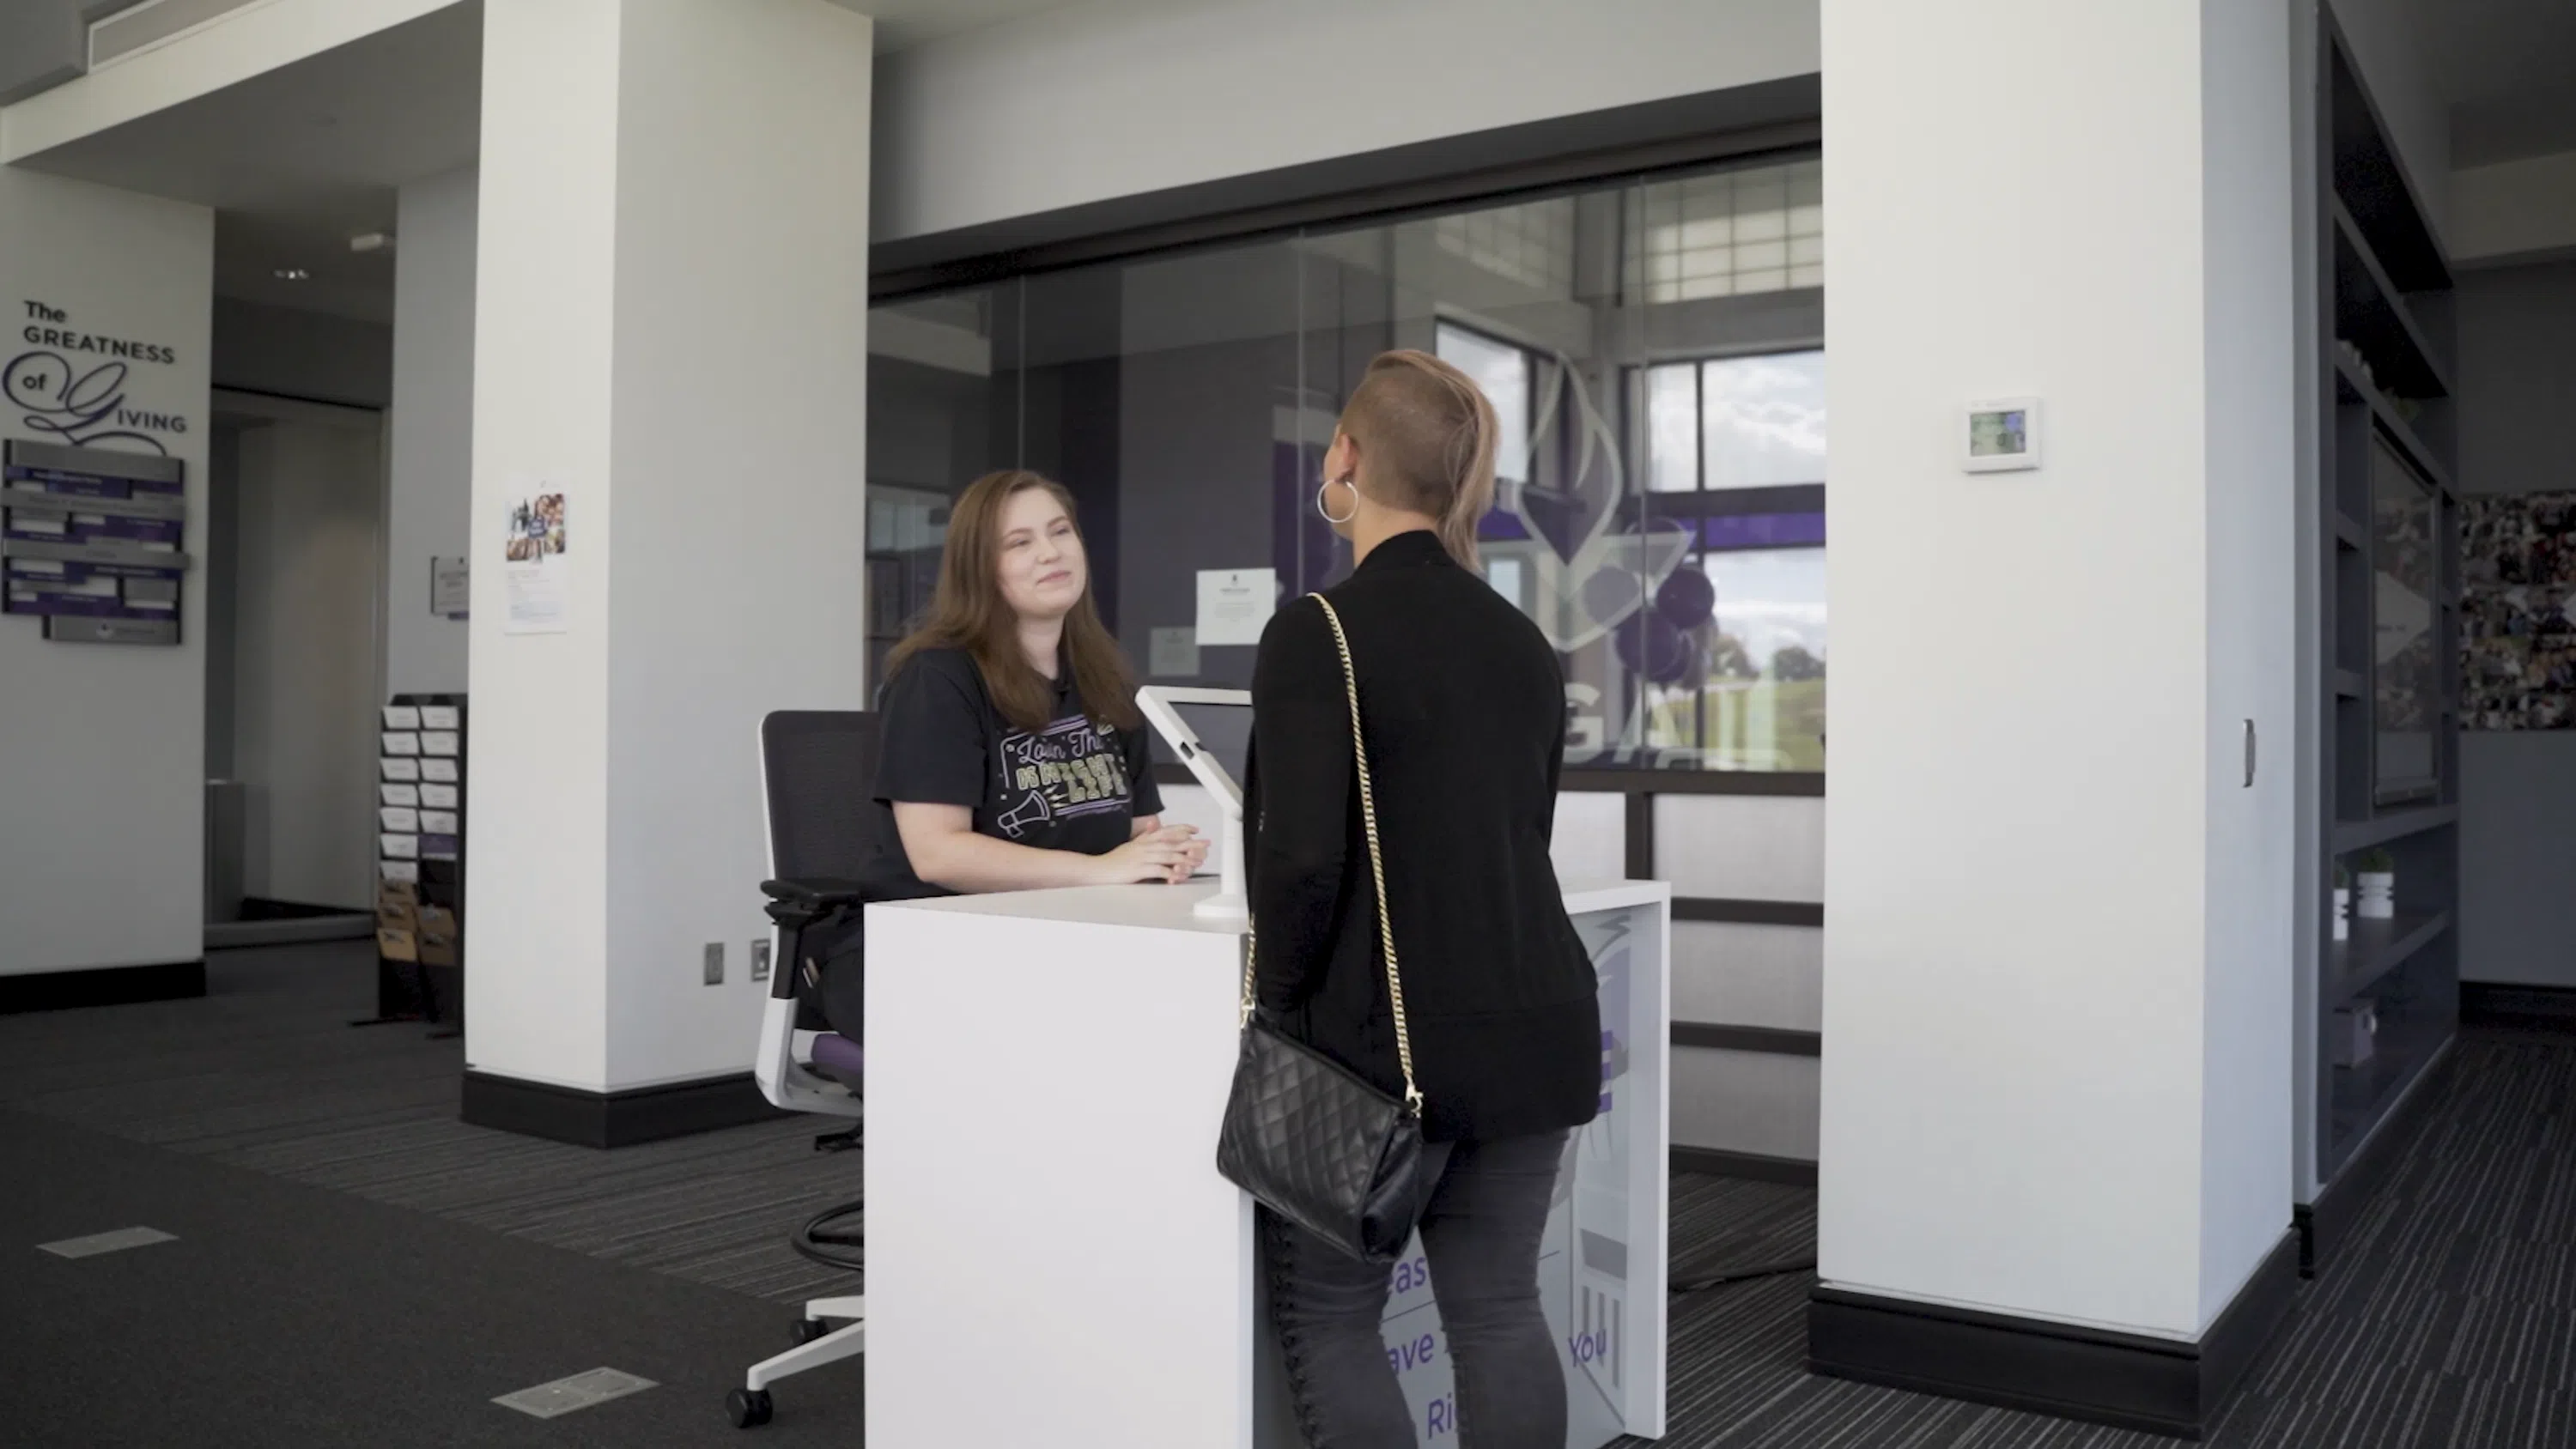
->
[993, 713, 1136, 839]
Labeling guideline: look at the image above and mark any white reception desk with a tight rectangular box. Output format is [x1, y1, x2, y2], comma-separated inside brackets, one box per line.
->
[865, 878, 1670, 1446]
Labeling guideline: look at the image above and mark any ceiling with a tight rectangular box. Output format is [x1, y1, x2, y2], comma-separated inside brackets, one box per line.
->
[6, 0, 1076, 324]
[9, 0, 2570, 330]
[11, 0, 483, 323]
[2412, 0, 2576, 167]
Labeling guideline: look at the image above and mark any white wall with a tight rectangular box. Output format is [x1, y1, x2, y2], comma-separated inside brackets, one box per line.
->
[386, 164, 475, 697]
[872, 0, 1819, 242]
[2451, 151, 2576, 268]
[468, 0, 620, 1088]
[225, 395, 386, 910]
[598, 0, 873, 1087]
[0, 167, 213, 973]
[469, 0, 873, 1093]
[2196, 0, 2300, 1328]
[1817, 0, 2289, 1339]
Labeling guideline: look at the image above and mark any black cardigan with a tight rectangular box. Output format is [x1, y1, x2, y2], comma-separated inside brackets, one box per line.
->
[1243, 529, 1601, 1143]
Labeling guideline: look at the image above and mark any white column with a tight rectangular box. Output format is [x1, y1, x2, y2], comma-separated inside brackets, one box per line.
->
[465, 0, 872, 1097]
[1817, 0, 2296, 1347]
[385, 165, 477, 697]
[0, 170, 213, 979]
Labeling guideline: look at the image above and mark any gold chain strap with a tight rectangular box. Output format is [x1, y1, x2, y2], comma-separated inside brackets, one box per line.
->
[1237, 594, 1424, 1116]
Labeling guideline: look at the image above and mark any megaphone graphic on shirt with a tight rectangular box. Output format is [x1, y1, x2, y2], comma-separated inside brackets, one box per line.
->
[995, 791, 1053, 840]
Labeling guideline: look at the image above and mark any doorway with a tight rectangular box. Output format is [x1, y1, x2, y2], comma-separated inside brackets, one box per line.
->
[204, 389, 388, 937]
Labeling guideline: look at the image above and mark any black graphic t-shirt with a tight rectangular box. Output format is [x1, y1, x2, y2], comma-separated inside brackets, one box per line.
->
[866, 646, 1160, 894]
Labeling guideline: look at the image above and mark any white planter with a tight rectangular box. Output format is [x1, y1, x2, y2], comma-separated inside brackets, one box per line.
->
[2357, 872, 2395, 920]
[2333, 888, 2350, 942]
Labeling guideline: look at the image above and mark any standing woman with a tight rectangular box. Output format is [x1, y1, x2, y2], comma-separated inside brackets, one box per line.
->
[1245, 353, 1599, 1447]
[871, 470, 1206, 897]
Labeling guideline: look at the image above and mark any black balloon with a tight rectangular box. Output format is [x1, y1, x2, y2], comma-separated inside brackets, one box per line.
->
[1655, 565, 1716, 629]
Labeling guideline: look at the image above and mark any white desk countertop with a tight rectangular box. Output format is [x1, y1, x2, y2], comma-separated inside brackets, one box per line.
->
[876, 876, 1668, 931]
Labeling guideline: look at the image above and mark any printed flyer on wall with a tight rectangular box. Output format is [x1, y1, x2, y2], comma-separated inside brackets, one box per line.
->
[501, 488, 568, 635]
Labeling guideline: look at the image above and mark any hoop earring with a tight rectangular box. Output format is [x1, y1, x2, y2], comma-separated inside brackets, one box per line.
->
[1315, 476, 1358, 525]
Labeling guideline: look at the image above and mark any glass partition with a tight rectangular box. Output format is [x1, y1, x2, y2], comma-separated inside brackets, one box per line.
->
[862, 151, 1827, 773]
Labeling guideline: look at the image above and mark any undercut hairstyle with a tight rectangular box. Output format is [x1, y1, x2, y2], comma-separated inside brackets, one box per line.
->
[1337, 349, 1499, 568]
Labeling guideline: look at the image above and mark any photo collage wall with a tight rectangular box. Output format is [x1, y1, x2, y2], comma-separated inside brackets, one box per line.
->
[2464, 490, 2576, 730]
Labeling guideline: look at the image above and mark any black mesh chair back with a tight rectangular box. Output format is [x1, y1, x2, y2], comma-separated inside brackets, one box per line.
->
[760, 712, 884, 882]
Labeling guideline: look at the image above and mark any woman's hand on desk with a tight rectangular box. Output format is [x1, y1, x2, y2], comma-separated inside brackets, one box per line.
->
[1094, 824, 1206, 885]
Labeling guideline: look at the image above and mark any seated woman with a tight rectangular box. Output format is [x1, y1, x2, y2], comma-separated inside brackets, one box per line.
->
[870, 469, 1206, 895]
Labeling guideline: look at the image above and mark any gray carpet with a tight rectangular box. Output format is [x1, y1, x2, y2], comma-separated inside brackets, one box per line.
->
[0, 942, 861, 1307]
[1625, 1031, 2576, 1448]
[6, 943, 2575, 1446]
[0, 1108, 864, 1446]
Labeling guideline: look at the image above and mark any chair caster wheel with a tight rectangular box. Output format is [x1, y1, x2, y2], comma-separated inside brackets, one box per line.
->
[791, 1317, 832, 1346]
[727, 1387, 774, 1428]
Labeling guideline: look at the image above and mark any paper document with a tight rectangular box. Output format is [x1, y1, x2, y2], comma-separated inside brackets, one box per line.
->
[1194, 568, 1275, 647]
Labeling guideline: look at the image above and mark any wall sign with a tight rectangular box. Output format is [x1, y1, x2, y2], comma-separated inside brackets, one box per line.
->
[9, 299, 190, 456]
[1, 438, 188, 646]
[3, 297, 195, 646]
[430, 555, 469, 619]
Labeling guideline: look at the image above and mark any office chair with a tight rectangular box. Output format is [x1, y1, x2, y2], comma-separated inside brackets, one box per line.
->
[729, 710, 878, 1430]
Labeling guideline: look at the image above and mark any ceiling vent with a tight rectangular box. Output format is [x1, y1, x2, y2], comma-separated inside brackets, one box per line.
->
[88, 0, 270, 71]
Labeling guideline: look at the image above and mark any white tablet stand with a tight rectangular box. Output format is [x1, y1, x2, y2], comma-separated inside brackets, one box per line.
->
[1133, 687, 1251, 924]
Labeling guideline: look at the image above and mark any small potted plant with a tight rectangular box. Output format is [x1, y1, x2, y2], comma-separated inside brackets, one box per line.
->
[2355, 848, 2396, 920]
[2333, 861, 2351, 942]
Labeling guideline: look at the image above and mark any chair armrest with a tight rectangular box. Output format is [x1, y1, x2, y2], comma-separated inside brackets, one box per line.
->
[762, 876, 868, 906]
[761, 876, 869, 929]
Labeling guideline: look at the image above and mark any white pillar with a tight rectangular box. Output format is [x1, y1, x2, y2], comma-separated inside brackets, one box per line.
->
[1814, 0, 2298, 1425]
[463, 0, 872, 1116]
[0, 170, 212, 986]
[385, 165, 477, 697]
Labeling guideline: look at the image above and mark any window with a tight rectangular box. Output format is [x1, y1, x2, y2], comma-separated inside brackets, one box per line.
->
[1434, 197, 1577, 295]
[1432, 322, 1534, 483]
[864, 152, 1827, 773]
[1632, 350, 1826, 770]
[1627, 158, 1824, 303]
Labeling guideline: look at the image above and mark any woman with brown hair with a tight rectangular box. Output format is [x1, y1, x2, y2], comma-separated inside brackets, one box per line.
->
[869, 470, 1205, 894]
[1245, 352, 1599, 1446]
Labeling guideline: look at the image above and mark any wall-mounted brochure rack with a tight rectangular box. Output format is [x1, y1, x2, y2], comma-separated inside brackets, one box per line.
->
[356, 694, 467, 1036]
[1, 438, 190, 645]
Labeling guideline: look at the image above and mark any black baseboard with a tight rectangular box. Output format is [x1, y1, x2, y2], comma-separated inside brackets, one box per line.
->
[0, 958, 205, 1015]
[460, 1070, 787, 1149]
[2296, 1031, 2458, 1275]
[1673, 1144, 1818, 1187]
[2460, 981, 2576, 1032]
[1807, 1230, 2300, 1440]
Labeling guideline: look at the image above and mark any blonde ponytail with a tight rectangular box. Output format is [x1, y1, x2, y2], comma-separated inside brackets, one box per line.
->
[1340, 349, 1498, 570]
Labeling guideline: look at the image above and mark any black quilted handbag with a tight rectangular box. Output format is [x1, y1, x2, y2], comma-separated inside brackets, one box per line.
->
[1215, 594, 1432, 1264]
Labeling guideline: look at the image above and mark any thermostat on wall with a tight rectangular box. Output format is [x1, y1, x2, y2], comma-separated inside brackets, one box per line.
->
[1963, 397, 2041, 473]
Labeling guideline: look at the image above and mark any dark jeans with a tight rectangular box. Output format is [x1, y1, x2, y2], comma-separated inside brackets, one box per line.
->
[1260, 1131, 1570, 1448]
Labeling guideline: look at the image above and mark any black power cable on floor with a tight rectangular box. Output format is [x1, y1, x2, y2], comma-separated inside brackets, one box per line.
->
[791, 1197, 865, 1273]
[1669, 1257, 1815, 1294]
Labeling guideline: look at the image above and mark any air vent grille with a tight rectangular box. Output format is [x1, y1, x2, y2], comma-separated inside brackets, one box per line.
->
[88, 0, 269, 71]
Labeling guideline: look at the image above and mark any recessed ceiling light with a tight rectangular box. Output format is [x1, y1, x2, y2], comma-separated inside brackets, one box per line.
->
[274, 268, 311, 281]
